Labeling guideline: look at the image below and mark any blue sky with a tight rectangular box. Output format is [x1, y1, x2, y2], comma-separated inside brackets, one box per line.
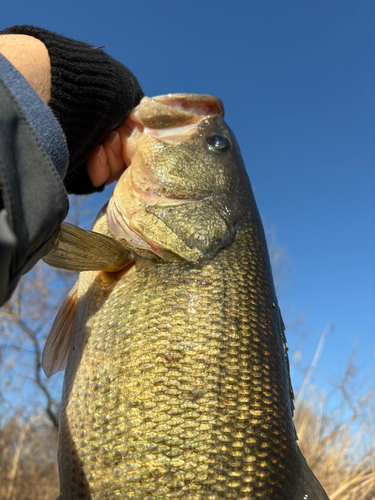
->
[1, 1, 374, 397]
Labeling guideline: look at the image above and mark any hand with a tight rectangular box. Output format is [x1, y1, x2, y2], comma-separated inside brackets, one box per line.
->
[86, 131, 125, 187]
[0, 34, 122, 188]
[86, 118, 136, 187]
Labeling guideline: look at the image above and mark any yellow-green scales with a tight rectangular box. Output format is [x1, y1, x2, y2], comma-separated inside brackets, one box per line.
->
[44, 94, 328, 499]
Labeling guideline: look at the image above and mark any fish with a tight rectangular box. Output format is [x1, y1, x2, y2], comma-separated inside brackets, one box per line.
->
[43, 94, 329, 499]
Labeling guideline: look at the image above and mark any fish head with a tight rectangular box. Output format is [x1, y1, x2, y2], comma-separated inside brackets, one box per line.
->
[107, 94, 249, 262]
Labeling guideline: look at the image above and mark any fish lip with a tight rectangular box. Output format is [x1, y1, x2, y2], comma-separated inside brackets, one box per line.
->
[150, 93, 224, 117]
[130, 93, 224, 128]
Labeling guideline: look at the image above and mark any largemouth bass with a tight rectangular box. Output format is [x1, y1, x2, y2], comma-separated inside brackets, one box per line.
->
[43, 94, 329, 499]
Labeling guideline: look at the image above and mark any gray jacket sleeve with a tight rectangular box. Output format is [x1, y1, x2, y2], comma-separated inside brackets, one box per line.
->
[0, 77, 69, 305]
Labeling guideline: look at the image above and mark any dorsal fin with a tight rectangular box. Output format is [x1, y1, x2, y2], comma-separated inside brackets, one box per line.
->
[42, 281, 78, 377]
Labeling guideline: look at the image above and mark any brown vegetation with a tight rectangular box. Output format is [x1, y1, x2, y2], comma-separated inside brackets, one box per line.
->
[296, 392, 375, 500]
[295, 367, 375, 499]
[0, 414, 59, 500]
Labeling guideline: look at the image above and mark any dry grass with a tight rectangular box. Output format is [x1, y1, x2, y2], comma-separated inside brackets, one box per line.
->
[295, 386, 375, 500]
[293, 332, 375, 500]
[0, 414, 59, 500]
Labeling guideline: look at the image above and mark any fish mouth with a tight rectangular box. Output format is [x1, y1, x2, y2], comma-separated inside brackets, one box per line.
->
[133, 94, 224, 126]
[118, 94, 224, 167]
[128, 94, 224, 144]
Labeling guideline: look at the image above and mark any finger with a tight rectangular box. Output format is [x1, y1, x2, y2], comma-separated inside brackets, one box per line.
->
[101, 131, 127, 185]
[86, 145, 110, 187]
[117, 117, 138, 166]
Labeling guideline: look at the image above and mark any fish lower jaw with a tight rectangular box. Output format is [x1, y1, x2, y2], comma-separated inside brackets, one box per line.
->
[143, 123, 199, 144]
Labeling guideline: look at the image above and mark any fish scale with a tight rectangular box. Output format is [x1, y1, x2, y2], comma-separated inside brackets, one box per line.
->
[57, 210, 298, 499]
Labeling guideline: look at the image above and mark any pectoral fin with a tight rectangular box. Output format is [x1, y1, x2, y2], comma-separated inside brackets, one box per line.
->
[42, 281, 78, 377]
[43, 223, 132, 272]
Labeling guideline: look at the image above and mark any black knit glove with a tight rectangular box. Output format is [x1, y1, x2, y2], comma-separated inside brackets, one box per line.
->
[0, 25, 144, 194]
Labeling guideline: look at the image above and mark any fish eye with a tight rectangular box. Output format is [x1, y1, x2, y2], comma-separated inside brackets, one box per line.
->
[206, 135, 230, 153]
